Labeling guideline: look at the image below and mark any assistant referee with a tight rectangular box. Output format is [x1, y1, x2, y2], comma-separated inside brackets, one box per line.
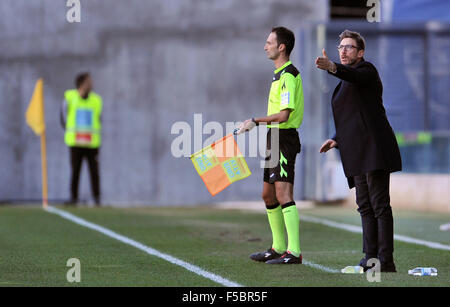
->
[237, 27, 304, 264]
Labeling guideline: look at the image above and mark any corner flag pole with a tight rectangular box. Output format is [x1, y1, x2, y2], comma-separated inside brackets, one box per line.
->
[25, 78, 48, 209]
[40, 128, 48, 209]
[38, 82, 48, 209]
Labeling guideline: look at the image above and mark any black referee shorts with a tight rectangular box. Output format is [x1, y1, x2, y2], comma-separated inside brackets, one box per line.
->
[263, 128, 301, 184]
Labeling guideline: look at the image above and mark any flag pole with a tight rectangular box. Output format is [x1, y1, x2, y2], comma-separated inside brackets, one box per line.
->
[39, 79, 48, 209]
[25, 78, 48, 209]
[40, 130, 48, 209]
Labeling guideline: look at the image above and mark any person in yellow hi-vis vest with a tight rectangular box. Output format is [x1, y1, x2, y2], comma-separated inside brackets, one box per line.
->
[60, 73, 102, 206]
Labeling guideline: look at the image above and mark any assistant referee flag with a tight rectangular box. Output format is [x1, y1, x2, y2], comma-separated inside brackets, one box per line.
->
[191, 134, 251, 196]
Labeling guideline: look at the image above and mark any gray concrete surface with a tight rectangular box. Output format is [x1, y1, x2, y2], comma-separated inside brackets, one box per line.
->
[0, 0, 328, 205]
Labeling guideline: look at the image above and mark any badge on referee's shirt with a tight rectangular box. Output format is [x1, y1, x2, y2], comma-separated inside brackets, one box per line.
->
[281, 92, 290, 107]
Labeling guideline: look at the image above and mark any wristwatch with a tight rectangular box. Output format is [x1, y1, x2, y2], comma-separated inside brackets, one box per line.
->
[251, 117, 259, 126]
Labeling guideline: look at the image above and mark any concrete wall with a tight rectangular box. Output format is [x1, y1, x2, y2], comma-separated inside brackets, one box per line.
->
[344, 174, 450, 214]
[0, 0, 328, 205]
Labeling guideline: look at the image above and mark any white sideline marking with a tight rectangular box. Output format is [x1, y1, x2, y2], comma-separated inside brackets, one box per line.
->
[301, 215, 450, 251]
[45, 206, 242, 287]
[303, 260, 340, 273]
[47, 207, 341, 276]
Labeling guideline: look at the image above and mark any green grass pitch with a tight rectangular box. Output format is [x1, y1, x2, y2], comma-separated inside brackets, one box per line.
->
[0, 205, 448, 286]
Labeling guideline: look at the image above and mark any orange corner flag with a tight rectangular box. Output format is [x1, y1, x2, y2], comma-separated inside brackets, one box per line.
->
[25, 78, 45, 135]
[25, 78, 48, 208]
[191, 134, 251, 196]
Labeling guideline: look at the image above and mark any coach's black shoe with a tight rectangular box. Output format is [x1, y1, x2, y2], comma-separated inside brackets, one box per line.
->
[381, 262, 397, 273]
[358, 256, 377, 272]
[265, 251, 302, 264]
[250, 248, 283, 262]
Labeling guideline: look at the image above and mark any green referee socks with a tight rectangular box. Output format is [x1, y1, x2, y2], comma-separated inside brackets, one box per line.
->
[282, 202, 301, 257]
[266, 203, 286, 254]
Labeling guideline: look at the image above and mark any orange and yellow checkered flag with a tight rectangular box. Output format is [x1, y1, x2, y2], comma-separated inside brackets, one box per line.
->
[191, 134, 251, 196]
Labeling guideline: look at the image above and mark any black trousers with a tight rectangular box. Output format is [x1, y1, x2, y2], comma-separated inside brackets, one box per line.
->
[354, 170, 394, 264]
[70, 147, 100, 202]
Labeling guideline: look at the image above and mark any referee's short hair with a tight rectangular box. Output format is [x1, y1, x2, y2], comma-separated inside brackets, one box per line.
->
[75, 72, 90, 89]
[271, 26, 295, 56]
[339, 30, 366, 51]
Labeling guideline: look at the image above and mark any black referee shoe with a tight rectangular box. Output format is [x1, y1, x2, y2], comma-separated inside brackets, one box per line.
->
[250, 248, 283, 262]
[265, 251, 302, 264]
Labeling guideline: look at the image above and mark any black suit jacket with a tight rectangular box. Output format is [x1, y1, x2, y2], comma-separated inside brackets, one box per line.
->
[329, 59, 402, 188]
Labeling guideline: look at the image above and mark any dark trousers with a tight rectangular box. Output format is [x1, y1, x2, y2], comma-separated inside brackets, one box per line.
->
[70, 147, 100, 202]
[354, 170, 394, 264]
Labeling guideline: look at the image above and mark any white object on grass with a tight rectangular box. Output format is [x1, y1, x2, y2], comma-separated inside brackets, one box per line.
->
[439, 223, 450, 231]
[341, 266, 364, 274]
[408, 267, 438, 276]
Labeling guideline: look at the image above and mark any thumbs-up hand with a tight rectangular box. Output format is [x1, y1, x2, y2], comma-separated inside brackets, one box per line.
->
[315, 48, 335, 72]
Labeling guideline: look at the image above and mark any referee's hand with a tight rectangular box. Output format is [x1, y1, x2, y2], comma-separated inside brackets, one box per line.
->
[319, 139, 338, 153]
[236, 119, 256, 135]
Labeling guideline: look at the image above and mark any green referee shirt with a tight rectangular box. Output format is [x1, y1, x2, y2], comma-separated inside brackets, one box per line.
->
[267, 60, 304, 129]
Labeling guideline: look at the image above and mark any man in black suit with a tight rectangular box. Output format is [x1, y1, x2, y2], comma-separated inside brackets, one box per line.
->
[315, 30, 402, 272]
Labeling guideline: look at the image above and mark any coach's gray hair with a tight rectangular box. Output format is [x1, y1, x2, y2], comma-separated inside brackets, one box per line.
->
[339, 30, 366, 50]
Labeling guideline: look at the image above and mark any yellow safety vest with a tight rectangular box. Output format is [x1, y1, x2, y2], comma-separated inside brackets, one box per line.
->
[64, 89, 102, 148]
